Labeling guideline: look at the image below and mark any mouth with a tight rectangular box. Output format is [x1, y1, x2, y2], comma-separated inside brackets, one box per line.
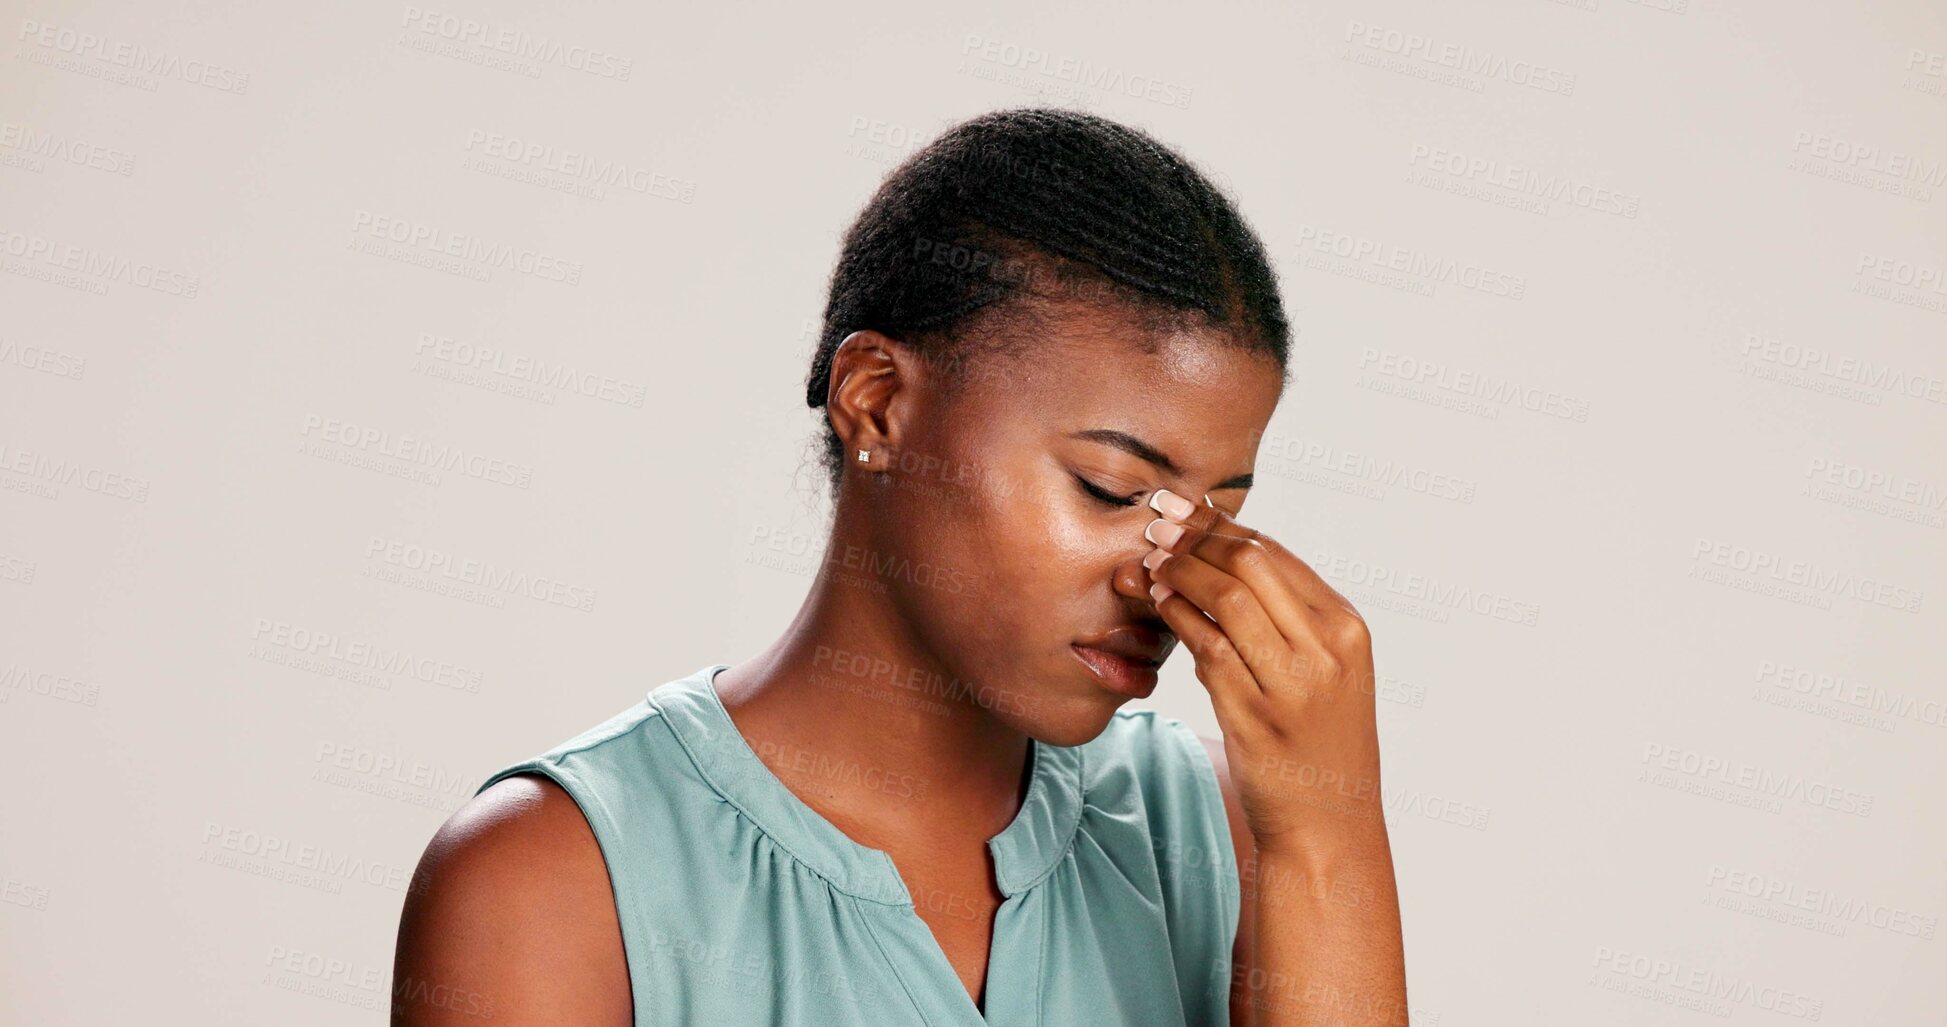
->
[1071, 624, 1171, 699]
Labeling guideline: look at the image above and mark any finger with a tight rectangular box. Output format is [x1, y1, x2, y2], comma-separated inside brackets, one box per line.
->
[1148, 512, 1320, 652]
[1147, 575, 1262, 722]
[1145, 546, 1292, 697]
[1149, 489, 1354, 616]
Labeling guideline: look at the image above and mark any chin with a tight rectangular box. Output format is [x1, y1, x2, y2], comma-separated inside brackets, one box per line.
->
[995, 689, 1129, 749]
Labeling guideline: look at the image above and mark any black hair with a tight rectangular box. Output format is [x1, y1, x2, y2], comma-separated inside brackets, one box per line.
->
[804, 106, 1293, 494]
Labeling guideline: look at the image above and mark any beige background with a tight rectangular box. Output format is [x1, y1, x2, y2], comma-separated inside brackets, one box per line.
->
[4, 0, 1944, 1022]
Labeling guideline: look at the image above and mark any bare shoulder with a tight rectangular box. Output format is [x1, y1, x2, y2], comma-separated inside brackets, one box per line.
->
[392, 773, 631, 1026]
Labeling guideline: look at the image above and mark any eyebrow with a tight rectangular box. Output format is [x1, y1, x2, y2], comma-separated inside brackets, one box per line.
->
[1067, 428, 1255, 490]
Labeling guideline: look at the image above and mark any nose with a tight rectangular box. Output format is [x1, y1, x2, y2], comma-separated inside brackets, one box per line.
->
[1112, 550, 1161, 610]
[1109, 551, 1176, 657]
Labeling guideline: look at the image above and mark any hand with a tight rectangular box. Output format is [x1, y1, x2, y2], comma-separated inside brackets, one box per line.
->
[1140, 489, 1385, 854]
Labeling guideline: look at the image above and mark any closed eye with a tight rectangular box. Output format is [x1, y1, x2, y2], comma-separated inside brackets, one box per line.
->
[1073, 473, 1142, 508]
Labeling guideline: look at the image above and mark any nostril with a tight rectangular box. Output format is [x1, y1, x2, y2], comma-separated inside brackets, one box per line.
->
[1111, 558, 1155, 598]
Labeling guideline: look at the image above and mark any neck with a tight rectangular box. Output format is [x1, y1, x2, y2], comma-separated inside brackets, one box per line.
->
[712, 533, 1033, 845]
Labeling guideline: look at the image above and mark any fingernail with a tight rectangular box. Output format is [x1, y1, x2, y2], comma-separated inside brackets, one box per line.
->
[1148, 488, 1195, 521]
[1144, 518, 1185, 549]
[1149, 582, 1174, 603]
[1142, 548, 1171, 570]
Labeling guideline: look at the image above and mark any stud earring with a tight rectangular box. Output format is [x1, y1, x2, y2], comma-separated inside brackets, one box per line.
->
[857, 449, 869, 463]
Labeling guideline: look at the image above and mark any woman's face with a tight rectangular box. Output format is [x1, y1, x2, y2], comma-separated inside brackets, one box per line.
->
[864, 299, 1285, 745]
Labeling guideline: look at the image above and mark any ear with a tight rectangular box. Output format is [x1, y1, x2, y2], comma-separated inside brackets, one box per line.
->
[825, 329, 914, 474]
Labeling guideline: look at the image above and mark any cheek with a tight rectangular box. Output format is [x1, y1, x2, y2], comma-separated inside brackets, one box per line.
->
[900, 485, 1046, 626]
[968, 485, 1125, 612]
[1039, 502, 1114, 569]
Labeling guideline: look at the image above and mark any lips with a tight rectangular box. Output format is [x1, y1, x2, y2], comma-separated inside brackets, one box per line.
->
[1072, 623, 1172, 667]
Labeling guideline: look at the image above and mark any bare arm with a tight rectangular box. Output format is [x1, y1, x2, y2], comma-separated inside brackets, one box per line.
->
[392, 774, 633, 1026]
[1201, 735, 1407, 1027]
[1146, 492, 1408, 1026]
[1202, 734, 1261, 1027]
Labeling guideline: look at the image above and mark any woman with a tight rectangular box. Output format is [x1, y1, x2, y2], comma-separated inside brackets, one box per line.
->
[393, 107, 1407, 1026]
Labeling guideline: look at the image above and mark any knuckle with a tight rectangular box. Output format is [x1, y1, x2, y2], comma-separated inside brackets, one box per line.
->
[1254, 531, 1294, 566]
[1232, 538, 1272, 575]
[1211, 581, 1253, 617]
[1332, 609, 1371, 647]
[1203, 631, 1239, 664]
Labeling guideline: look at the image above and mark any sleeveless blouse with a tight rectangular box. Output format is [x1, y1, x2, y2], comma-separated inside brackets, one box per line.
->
[474, 662, 1242, 1025]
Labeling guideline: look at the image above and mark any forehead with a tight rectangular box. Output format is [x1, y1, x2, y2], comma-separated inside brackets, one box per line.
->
[950, 300, 1284, 470]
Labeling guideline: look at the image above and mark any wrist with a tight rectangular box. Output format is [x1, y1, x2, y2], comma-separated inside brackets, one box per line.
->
[1251, 811, 1394, 876]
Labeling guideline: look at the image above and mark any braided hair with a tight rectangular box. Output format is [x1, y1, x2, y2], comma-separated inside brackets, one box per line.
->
[804, 106, 1292, 494]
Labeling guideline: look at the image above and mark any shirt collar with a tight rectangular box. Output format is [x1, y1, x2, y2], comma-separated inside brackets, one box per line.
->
[649, 663, 1084, 905]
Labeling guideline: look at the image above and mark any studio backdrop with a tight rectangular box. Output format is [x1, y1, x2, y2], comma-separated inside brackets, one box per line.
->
[2, 0, 1942, 1023]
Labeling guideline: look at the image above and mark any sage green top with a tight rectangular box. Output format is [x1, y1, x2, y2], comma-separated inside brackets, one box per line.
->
[476, 662, 1241, 1025]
